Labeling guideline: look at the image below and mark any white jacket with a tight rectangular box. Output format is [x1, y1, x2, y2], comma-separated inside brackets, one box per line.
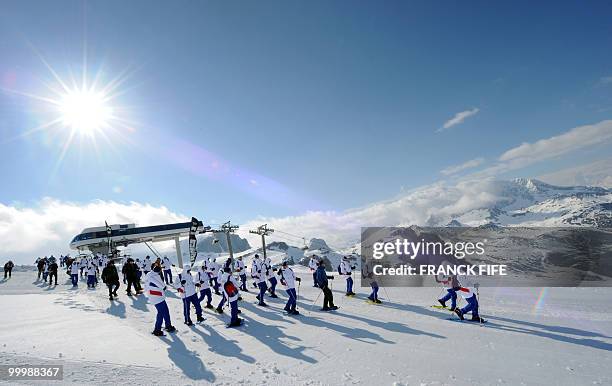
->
[279, 267, 297, 289]
[208, 261, 220, 279]
[196, 270, 210, 290]
[145, 271, 166, 305]
[86, 263, 96, 276]
[457, 276, 476, 299]
[251, 259, 266, 283]
[308, 257, 318, 271]
[70, 261, 80, 275]
[234, 259, 245, 273]
[162, 257, 172, 270]
[340, 260, 353, 275]
[177, 270, 197, 298]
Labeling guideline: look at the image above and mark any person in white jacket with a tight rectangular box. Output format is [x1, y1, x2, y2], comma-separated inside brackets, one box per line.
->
[220, 266, 242, 327]
[309, 256, 319, 287]
[162, 256, 174, 284]
[145, 266, 176, 336]
[251, 254, 268, 306]
[264, 257, 278, 298]
[339, 257, 356, 296]
[454, 276, 485, 323]
[177, 264, 204, 326]
[207, 258, 221, 295]
[278, 261, 300, 315]
[234, 256, 248, 291]
[70, 260, 80, 287]
[86, 260, 97, 289]
[196, 265, 213, 309]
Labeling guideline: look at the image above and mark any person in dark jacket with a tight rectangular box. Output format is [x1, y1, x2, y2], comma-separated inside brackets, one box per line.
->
[48, 261, 59, 286]
[3, 261, 14, 279]
[123, 258, 142, 296]
[315, 261, 338, 311]
[101, 261, 120, 300]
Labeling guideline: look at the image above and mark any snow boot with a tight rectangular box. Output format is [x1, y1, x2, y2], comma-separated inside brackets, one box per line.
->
[109, 295, 114, 301]
[438, 299, 446, 308]
[205, 304, 214, 309]
[197, 316, 205, 323]
[374, 299, 382, 304]
[185, 321, 194, 326]
[290, 310, 300, 315]
[471, 315, 486, 323]
[227, 318, 243, 328]
[152, 330, 165, 337]
[215, 307, 224, 314]
[454, 308, 465, 320]
[269, 294, 278, 298]
[258, 302, 268, 307]
[165, 325, 177, 333]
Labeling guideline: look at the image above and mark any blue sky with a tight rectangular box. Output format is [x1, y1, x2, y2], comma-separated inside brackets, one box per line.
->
[1, 0, 611, 226]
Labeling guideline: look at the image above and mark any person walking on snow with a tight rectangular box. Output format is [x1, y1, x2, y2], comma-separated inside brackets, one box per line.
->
[264, 257, 278, 298]
[309, 255, 319, 287]
[177, 264, 204, 326]
[339, 256, 356, 296]
[70, 259, 80, 287]
[3, 260, 14, 279]
[363, 260, 381, 303]
[196, 265, 213, 309]
[315, 261, 337, 311]
[162, 256, 174, 284]
[102, 261, 120, 300]
[221, 266, 242, 327]
[207, 257, 221, 295]
[453, 276, 485, 322]
[278, 261, 300, 315]
[86, 260, 97, 289]
[252, 254, 268, 306]
[48, 260, 58, 286]
[234, 256, 248, 291]
[145, 266, 176, 336]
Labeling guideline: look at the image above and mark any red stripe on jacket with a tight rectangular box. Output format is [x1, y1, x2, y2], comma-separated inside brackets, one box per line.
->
[149, 290, 163, 296]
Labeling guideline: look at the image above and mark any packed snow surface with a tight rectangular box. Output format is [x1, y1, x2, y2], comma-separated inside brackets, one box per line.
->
[1, 269, 611, 385]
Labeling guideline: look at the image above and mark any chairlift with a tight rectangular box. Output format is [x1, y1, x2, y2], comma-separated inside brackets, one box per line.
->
[301, 237, 309, 251]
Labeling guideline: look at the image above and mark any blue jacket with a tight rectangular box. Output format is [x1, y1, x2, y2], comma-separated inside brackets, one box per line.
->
[315, 266, 328, 288]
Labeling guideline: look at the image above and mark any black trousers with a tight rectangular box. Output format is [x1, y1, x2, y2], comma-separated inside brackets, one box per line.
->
[126, 279, 141, 293]
[322, 285, 334, 308]
[107, 282, 120, 296]
[48, 271, 57, 285]
[4, 268, 12, 278]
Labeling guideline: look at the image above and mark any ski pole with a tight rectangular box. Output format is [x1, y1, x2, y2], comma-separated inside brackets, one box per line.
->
[296, 280, 301, 311]
[382, 286, 391, 302]
[309, 290, 323, 311]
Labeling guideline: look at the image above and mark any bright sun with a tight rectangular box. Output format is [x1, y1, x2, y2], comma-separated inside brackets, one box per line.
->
[58, 88, 113, 134]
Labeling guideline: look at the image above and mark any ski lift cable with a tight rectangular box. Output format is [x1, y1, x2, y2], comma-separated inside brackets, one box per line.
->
[144, 241, 162, 259]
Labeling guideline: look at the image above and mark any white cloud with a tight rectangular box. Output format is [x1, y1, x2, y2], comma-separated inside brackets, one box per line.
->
[438, 108, 479, 132]
[597, 76, 612, 86]
[470, 120, 612, 178]
[440, 157, 485, 176]
[537, 158, 612, 188]
[0, 198, 187, 264]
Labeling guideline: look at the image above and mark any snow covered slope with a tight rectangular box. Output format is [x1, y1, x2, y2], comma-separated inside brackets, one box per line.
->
[1, 270, 611, 385]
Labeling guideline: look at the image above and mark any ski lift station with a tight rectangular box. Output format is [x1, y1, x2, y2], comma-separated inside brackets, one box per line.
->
[69, 218, 208, 267]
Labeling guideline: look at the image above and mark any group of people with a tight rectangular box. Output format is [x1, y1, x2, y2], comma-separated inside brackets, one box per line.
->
[34, 256, 61, 285]
[436, 273, 484, 322]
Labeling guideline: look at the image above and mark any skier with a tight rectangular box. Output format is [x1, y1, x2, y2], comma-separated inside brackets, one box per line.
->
[48, 260, 58, 286]
[3, 260, 14, 279]
[196, 264, 213, 309]
[436, 272, 460, 311]
[278, 261, 300, 315]
[264, 256, 278, 298]
[86, 260, 97, 289]
[177, 264, 204, 326]
[362, 260, 381, 304]
[252, 254, 268, 306]
[308, 255, 319, 287]
[208, 257, 221, 295]
[101, 261, 120, 300]
[454, 276, 485, 323]
[145, 266, 177, 336]
[162, 256, 174, 284]
[315, 260, 337, 311]
[250, 254, 261, 289]
[70, 259, 80, 287]
[339, 256, 356, 296]
[221, 266, 242, 327]
[234, 255, 248, 291]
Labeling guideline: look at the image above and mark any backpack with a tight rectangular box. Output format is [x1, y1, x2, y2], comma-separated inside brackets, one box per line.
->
[224, 279, 239, 298]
